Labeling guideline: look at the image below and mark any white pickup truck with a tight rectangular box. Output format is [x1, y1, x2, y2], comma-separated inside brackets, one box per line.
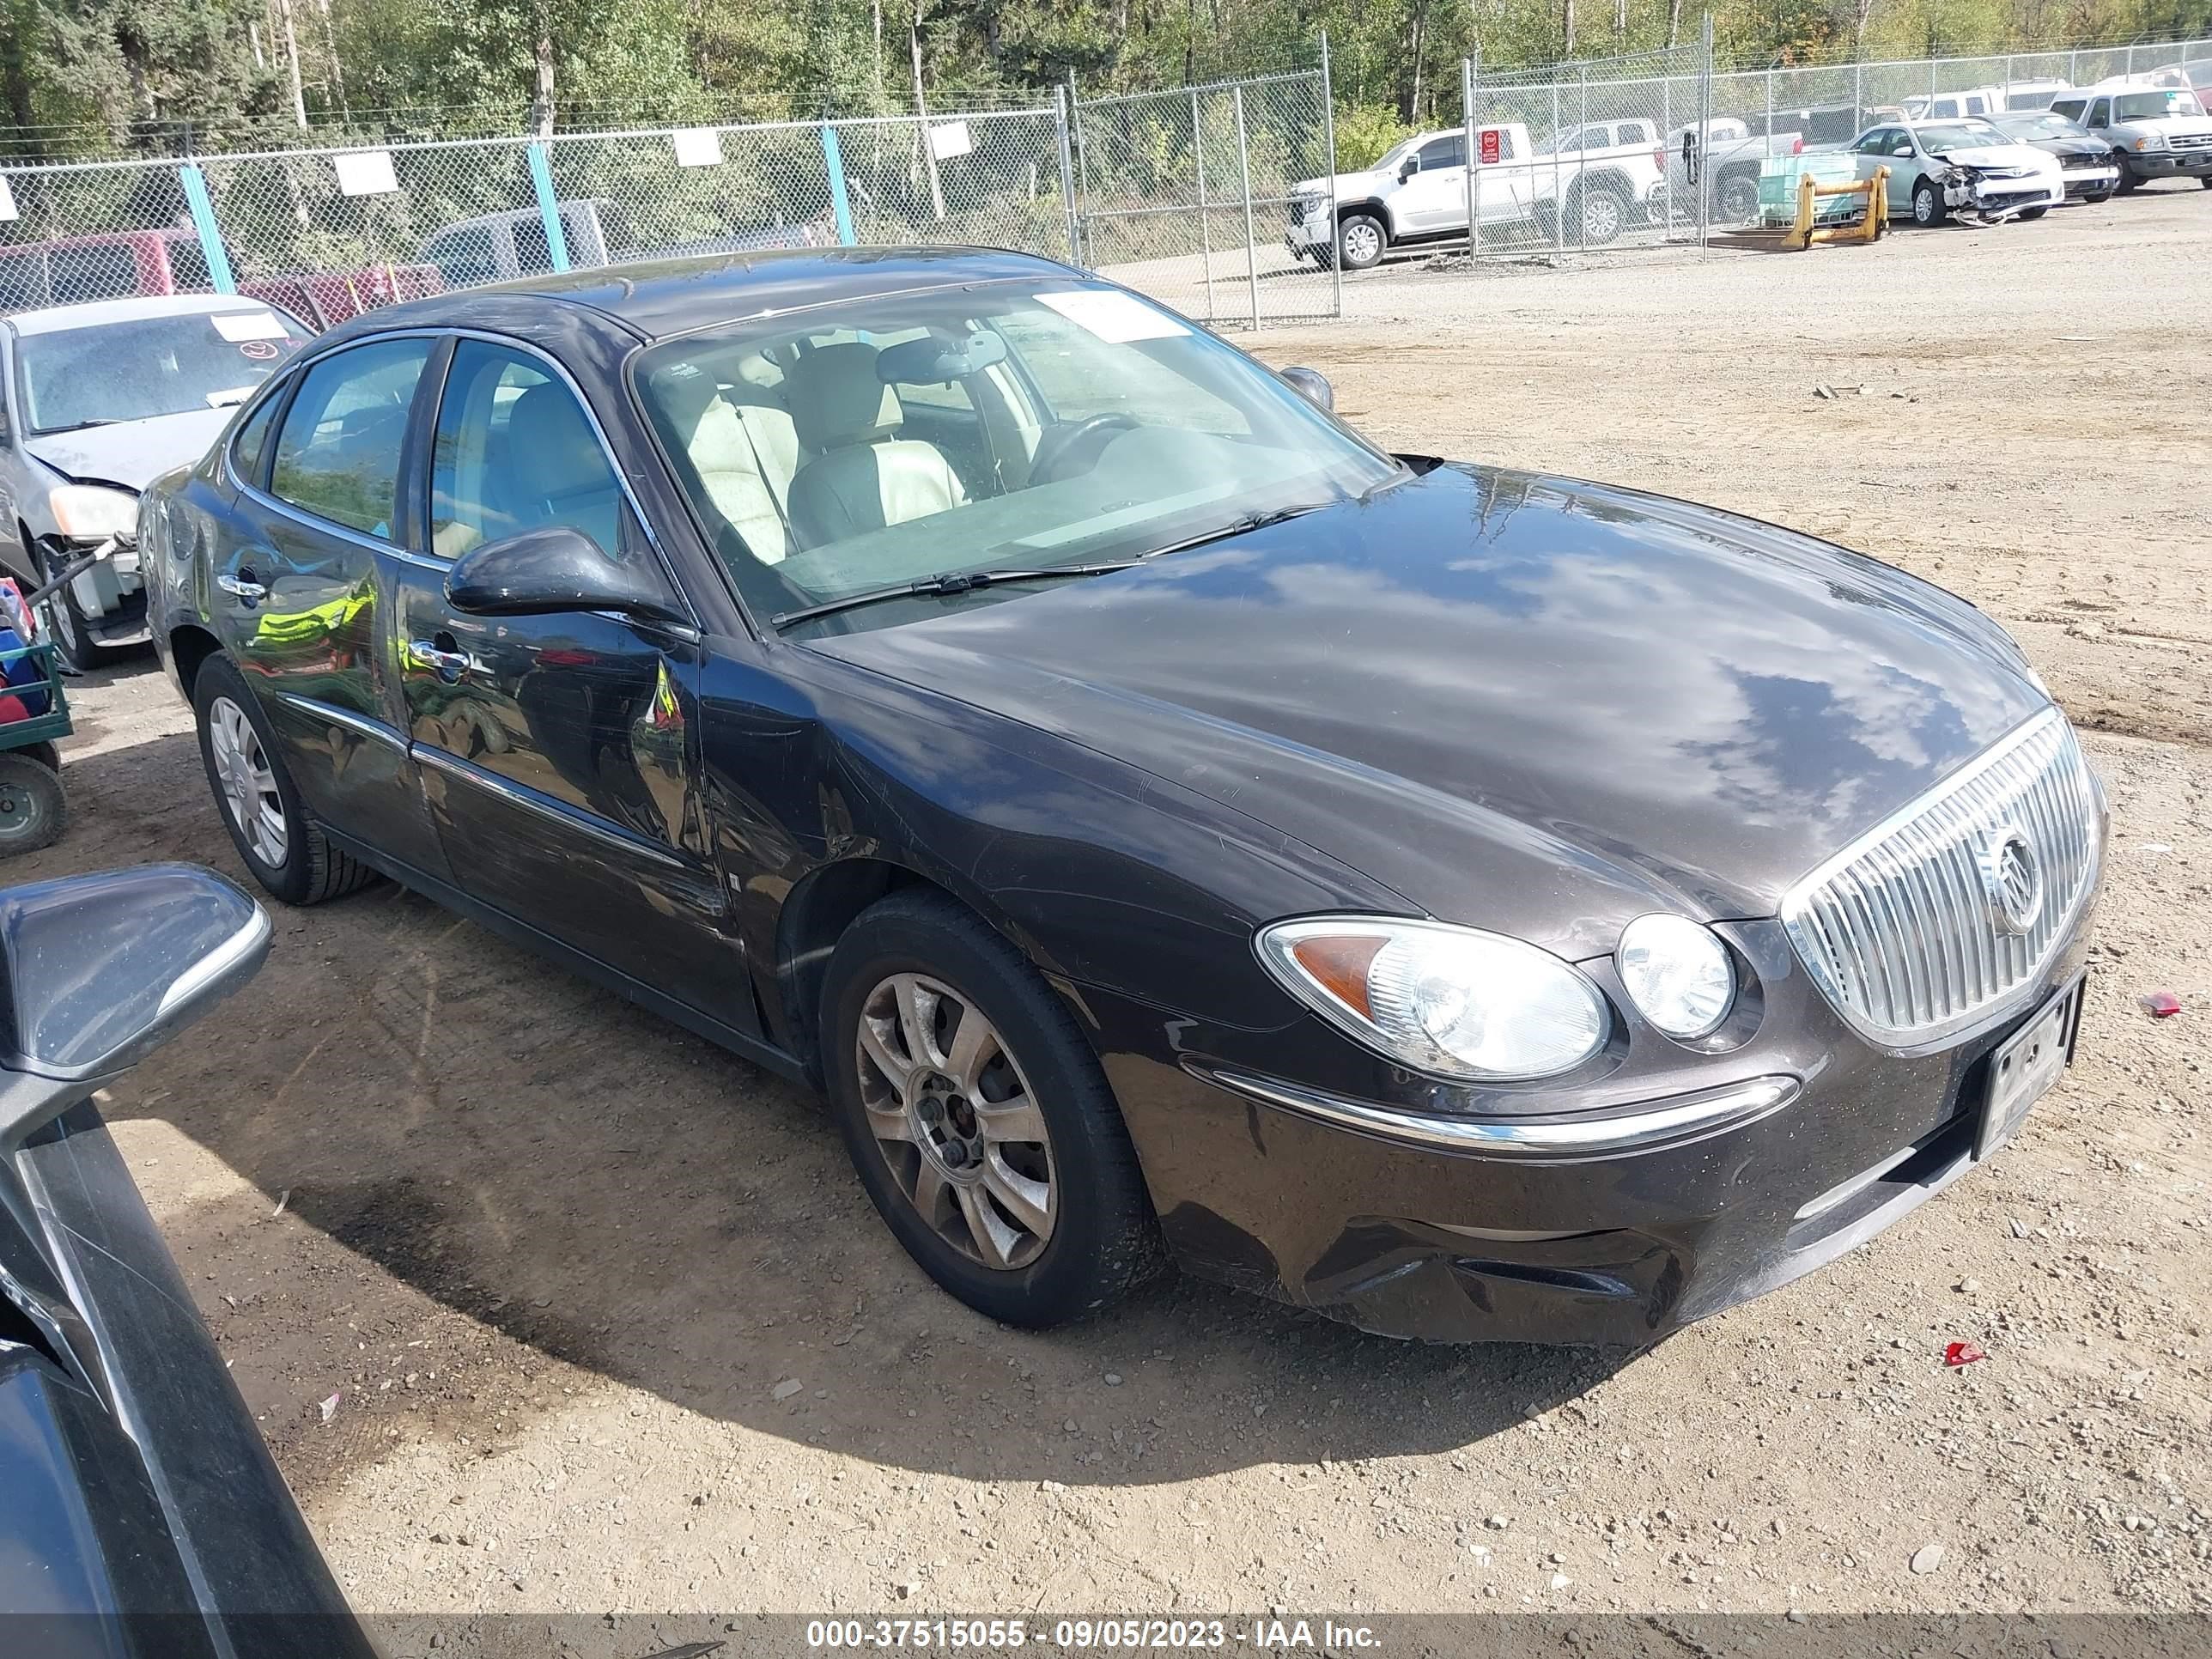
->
[1285, 120, 1668, 269]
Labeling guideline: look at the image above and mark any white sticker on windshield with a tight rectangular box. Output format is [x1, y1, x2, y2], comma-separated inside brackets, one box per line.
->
[211, 311, 289, 342]
[1034, 289, 1191, 343]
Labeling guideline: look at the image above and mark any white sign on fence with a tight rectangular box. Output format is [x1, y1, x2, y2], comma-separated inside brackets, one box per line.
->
[672, 127, 724, 168]
[332, 149, 398, 198]
[927, 120, 975, 161]
[0, 175, 16, 222]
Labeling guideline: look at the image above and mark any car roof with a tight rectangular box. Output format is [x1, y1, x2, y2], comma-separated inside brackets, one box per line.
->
[4, 292, 292, 337]
[328, 246, 1085, 346]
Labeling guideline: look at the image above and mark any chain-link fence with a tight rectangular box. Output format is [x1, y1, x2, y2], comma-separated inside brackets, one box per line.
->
[1068, 64, 1339, 327]
[1459, 42, 1712, 265]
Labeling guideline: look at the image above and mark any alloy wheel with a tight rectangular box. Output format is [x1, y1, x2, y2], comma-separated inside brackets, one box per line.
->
[1340, 220, 1382, 266]
[854, 972, 1056, 1271]
[1580, 191, 1624, 244]
[208, 696, 289, 869]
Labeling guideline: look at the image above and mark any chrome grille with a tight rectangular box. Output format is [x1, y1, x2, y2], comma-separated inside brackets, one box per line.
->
[1781, 708, 2100, 1048]
[2169, 132, 2212, 149]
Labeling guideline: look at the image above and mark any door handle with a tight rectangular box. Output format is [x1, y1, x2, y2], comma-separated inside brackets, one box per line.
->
[217, 570, 267, 605]
[405, 636, 475, 684]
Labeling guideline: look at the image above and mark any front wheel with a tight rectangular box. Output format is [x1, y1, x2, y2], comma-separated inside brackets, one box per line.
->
[822, 890, 1164, 1328]
[0, 754, 65, 856]
[2016, 206, 2049, 221]
[1334, 213, 1386, 270]
[33, 539, 131, 672]
[2112, 161, 2137, 195]
[192, 652, 378, 905]
[1912, 178, 1948, 228]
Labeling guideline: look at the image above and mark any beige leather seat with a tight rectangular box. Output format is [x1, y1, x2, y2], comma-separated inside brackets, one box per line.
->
[785, 342, 965, 549]
[651, 368, 801, 564]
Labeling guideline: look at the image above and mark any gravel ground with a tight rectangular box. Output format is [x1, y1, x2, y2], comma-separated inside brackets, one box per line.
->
[33, 186, 2212, 1635]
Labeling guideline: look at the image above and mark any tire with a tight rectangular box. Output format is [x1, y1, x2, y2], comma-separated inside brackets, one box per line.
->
[0, 754, 65, 857]
[1334, 213, 1386, 271]
[1716, 172, 1759, 223]
[821, 889, 1165, 1328]
[2016, 206, 2048, 221]
[2111, 160, 2137, 196]
[191, 652, 378, 905]
[2201, 176, 2212, 190]
[2086, 188, 2115, 204]
[1572, 185, 1629, 246]
[31, 537, 131, 672]
[1912, 178, 1948, 228]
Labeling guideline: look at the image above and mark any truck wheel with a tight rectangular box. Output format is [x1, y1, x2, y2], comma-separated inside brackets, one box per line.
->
[0, 754, 65, 856]
[1335, 213, 1386, 270]
[1911, 179, 1948, 227]
[1716, 173, 1759, 222]
[1574, 185, 1629, 246]
[31, 538, 129, 673]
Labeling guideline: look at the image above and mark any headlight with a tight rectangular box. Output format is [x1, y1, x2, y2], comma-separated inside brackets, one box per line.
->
[47, 484, 138, 540]
[2135, 134, 2167, 151]
[1616, 914, 1735, 1040]
[1255, 916, 1609, 1081]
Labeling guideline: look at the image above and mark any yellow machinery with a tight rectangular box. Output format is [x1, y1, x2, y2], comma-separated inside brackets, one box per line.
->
[1784, 164, 1889, 251]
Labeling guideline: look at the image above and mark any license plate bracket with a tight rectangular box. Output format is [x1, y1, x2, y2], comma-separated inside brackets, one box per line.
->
[1975, 975, 2086, 1161]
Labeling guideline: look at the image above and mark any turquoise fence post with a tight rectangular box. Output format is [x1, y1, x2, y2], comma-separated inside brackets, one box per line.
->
[526, 142, 572, 271]
[819, 125, 858, 246]
[177, 163, 237, 295]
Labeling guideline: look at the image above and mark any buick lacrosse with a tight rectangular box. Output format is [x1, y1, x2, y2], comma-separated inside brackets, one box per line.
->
[143, 248, 2101, 1342]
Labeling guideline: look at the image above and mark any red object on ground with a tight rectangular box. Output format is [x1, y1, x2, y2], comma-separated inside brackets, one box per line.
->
[1944, 1341, 1987, 1368]
[2140, 991, 2181, 1018]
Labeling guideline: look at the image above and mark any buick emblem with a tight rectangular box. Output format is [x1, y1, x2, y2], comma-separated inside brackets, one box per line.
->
[1978, 823, 2043, 937]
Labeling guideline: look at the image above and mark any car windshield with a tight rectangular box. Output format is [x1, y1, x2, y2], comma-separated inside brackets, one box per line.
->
[1917, 121, 2009, 153]
[635, 282, 1401, 637]
[2000, 113, 2091, 139]
[2114, 89, 2204, 119]
[15, 310, 309, 434]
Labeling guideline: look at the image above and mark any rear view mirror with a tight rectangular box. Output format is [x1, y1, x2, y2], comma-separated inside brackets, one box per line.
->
[1279, 366, 1335, 412]
[878, 329, 1010, 386]
[0, 865, 270, 1120]
[445, 526, 688, 626]
[1399, 157, 1419, 182]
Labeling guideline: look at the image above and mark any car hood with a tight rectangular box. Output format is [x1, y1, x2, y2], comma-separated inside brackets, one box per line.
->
[1295, 169, 1389, 198]
[2114, 114, 2212, 135]
[806, 464, 2050, 960]
[21, 407, 234, 492]
[1929, 142, 2058, 171]
[2021, 136, 2115, 157]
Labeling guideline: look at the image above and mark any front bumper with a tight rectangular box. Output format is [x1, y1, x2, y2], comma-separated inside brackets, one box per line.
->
[1948, 176, 2064, 217]
[1085, 913, 2096, 1346]
[2060, 165, 2121, 198]
[2128, 149, 2212, 177]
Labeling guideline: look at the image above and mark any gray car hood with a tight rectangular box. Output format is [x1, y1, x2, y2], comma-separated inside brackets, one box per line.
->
[21, 407, 234, 491]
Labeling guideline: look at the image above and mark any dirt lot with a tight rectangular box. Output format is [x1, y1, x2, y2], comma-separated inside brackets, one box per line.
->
[35, 186, 2212, 1635]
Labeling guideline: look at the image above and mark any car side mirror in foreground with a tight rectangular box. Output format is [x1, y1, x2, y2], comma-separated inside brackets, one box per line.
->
[445, 525, 688, 626]
[1279, 366, 1335, 413]
[0, 866, 270, 1144]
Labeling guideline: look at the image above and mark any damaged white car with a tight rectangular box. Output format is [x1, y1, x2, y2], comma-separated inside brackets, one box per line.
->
[1839, 118, 2065, 226]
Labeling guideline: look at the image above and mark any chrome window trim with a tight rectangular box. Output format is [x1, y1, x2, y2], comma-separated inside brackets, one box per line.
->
[1779, 704, 2101, 1052]
[1188, 1063, 1798, 1163]
[270, 693, 406, 751]
[411, 744, 689, 872]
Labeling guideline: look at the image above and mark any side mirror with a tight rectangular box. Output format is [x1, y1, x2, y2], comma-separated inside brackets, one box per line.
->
[445, 525, 687, 625]
[0, 866, 270, 1138]
[1279, 366, 1334, 413]
[1399, 157, 1419, 182]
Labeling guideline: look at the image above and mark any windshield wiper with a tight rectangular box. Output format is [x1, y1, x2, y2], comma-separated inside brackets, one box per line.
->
[32, 417, 118, 435]
[769, 560, 1141, 630]
[1133, 490, 1371, 562]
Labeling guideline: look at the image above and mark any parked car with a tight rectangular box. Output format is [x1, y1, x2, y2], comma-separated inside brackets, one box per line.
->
[419, 197, 835, 289]
[1988, 111, 2123, 203]
[2048, 81, 2212, 191]
[1667, 117, 1806, 222]
[1996, 79, 2075, 112]
[1901, 85, 2008, 120]
[0, 863, 378, 1656]
[0, 225, 441, 328]
[1285, 120, 1664, 268]
[143, 249, 2104, 1346]
[1838, 118, 2064, 225]
[0, 294, 311, 667]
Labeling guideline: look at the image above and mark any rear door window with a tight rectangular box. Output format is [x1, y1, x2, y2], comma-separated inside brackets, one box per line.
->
[269, 338, 432, 540]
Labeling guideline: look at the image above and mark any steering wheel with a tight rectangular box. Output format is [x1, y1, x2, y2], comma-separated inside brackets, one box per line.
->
[1029, 413, 1141, 484]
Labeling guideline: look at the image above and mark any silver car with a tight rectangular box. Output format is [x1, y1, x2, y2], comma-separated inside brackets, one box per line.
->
[0, 295, 309, 667]
[1842, 118, 2066, 226]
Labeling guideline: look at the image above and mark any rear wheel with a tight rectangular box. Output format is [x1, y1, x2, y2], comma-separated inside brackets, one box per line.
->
[1912, 178, 1948, 227]
[1573, 185, 1629, 246]
[0, 754, 64, 857]
[1716, 172, 1759, 223]
[1335, 213, 1386, 270]
[822, 890, 1164, 1328]
[192, 652, 377, 905]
